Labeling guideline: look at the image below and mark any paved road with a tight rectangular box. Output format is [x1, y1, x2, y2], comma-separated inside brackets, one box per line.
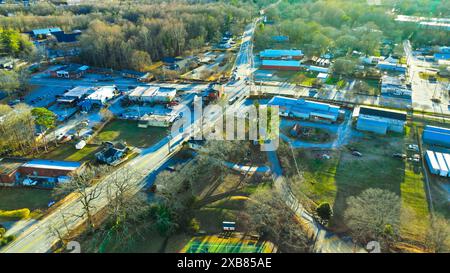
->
[0, 17, 256, 253]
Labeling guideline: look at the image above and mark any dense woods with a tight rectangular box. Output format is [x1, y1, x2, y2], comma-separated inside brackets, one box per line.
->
[256, 0, 450, 56]
[0, 1, 266, 70]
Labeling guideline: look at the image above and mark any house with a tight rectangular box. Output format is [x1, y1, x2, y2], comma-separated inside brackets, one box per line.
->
[138, 113, 178, 128]
[50, 64, 89, 79]
[95, 141, 128, 165]
[19, 159, 82, 178]
[57, 86, 93, 104]
[121, 70, 153, 82]
[381, 75, 412, 98]
[422, 125, 450, 148]
[268, 96, 341, 123]
[260, 49, 303, 60]
[80, 85, 117, 110]
[0, 158, 27, 186]
[261, 60, 301, 71]
[376, 61, 407, 73]
[353, 106, 407, 135]
[127, 86, 176, 103]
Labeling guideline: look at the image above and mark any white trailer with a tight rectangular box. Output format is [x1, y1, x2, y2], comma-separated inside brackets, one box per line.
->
[443, 153, 450, 178]
[435, 152, 449, 177]
[425, 150, 440, 175]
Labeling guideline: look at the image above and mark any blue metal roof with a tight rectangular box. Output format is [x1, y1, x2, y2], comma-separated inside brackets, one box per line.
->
[268, 96, 340, 120]
[262, 59, 301, 67]
[434, 53, 450, 60]
[32, 27, 62, 36]
[260, 49, 303, 58]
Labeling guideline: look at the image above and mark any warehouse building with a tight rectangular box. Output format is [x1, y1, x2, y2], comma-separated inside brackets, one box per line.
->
[260, 49, 304, 60]
[353, 106, 407, 134]
[261, 60, 301, 71]
[425, 150, 450, 177]
[422, 125, 450, 148]
[128, 86, 177, 103]
[268, 96, 341, 123]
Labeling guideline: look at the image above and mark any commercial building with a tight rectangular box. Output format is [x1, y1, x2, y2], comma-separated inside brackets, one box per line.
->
[376, 61, 407, 73]
[19, 159, 82, 178]
[268, 96, 341, 123]
[128, 86, 177, 103]
[50, 64, 89, 79]
[80, 85, 117, 110]
[57, 86, 93, 103]
[381, 75, 412, 98]
[260, 49, 303, 60]
[261, 60, 301, 71]
[353, 106, 407, 134]
[425, 150, 450, 177]
[422, 125, 450, 148]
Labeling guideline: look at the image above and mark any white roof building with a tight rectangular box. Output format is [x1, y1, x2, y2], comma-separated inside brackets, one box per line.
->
[128, 86, 176, 103]
[85, 86, 117, 104]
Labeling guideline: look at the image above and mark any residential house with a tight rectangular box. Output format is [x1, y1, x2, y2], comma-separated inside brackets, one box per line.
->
[95, 141, 128, 165]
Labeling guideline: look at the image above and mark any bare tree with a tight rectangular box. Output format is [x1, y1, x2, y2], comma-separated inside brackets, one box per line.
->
[425, 215, 450, 253]
[54, 166, 109, 230]
[344, 188, 401, 250]
[245, 189, 312, 252]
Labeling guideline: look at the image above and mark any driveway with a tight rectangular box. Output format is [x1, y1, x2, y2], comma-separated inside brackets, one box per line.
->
[279, 110, 363, 149]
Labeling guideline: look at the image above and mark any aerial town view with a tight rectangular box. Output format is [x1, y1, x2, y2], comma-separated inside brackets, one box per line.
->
[0, 0, 449, 261]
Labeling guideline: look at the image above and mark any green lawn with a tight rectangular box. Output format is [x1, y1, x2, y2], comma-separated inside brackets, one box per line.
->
[0, 188, 53, 211]
[290, 125, 430, 243]
[42, 143, 100, 162]
[95, 120, 168, 148]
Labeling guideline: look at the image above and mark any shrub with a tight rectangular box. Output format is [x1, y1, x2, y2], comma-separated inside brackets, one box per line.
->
[188, 218, 200, 234]
[0, 208, 31, 220]
[316, 202, 333, 224]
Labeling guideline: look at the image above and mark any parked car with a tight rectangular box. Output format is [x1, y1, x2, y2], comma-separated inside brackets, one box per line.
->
[351, 151, 362, 157]
[393, 153, 407, 159]
[407, 144, 419, 152]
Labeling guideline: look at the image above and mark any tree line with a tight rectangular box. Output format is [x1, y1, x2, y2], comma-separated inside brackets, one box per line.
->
[255, 0, 450, 57]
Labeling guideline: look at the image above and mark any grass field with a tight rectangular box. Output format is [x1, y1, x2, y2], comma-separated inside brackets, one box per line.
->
[0, 188, 53, 211]
[95, 120, 168, 148]
[42, 143, 100, 162]
[288, 124, 430, 245]
[181, 235, 277, 253]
